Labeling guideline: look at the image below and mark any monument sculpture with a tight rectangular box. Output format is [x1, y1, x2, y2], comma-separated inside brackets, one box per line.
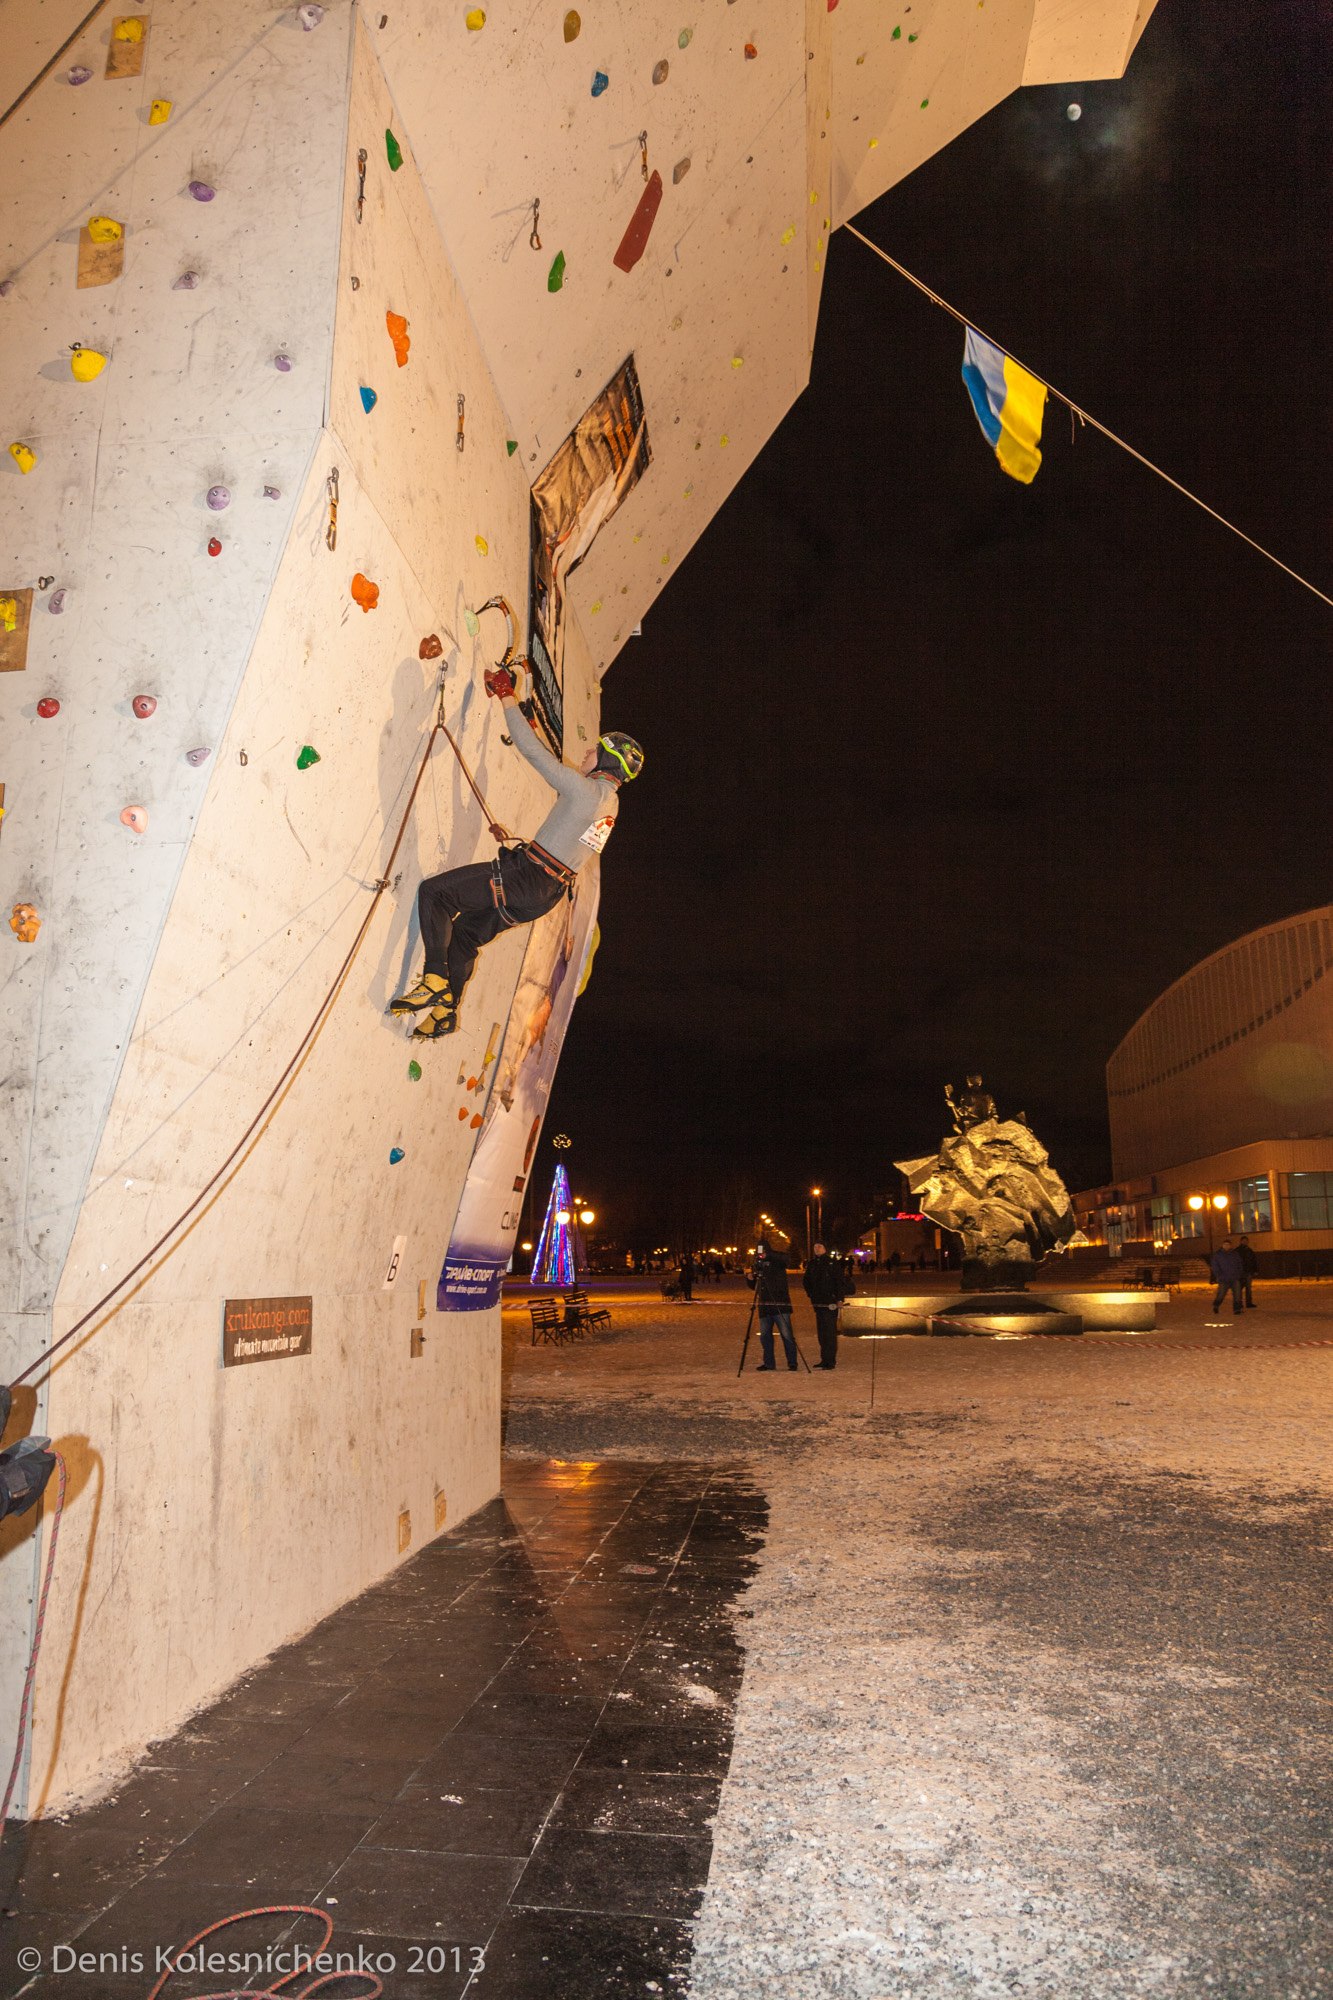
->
[898, 1078, 1077, 1290]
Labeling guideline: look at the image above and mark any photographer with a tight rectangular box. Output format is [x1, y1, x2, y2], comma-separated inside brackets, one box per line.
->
[747, 1242, 798, 1371]
[803, 1242, 852, 1370]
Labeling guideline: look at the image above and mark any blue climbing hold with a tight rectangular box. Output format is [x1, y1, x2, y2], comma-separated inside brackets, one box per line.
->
[591, 69, 608, 95]
[359, 385, 378, 413]
[389, 1145, 405, 1164]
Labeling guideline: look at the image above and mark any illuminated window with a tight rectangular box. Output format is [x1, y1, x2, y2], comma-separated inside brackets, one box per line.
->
[1281, 1172, 1333, 1231]
[1150, 1194, 1202, 1241]
[1227, 1175, 1271, 1235]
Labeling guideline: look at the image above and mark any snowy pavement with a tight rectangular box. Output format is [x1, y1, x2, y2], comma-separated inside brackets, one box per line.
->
[502, 1280, 1333, 2000]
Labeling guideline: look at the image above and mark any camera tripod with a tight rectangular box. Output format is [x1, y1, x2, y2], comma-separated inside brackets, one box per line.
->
[735, 1279, 813, 1376]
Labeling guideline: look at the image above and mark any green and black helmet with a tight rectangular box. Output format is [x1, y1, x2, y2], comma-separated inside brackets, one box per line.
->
[595, 732, 645, 782]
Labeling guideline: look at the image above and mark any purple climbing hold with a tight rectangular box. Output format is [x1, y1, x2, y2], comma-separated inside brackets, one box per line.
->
[188, 180, 216, 202]
[297, 2, 325, 26]
[274, 352, 293, 372]
[186, 746, 211, 766]
[68, 64, 93, 84]
[263, 484, 281, 499]
[48, 589, 66, 614]
[206, 484, 231, 511]
[172, 270, 200, 290]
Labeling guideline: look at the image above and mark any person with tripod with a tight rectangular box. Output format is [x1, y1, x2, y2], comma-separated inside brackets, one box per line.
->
[748, 1241, 798, 1371]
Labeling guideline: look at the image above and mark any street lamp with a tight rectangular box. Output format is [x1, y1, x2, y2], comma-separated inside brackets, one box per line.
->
[806, 1186, 824, 1260]
[579, 1208, 595, 1226]
[1186, 1191, 1229, 1254]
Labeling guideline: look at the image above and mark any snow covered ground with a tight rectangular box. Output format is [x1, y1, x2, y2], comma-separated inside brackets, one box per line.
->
[503, 1280, 1333, 2000]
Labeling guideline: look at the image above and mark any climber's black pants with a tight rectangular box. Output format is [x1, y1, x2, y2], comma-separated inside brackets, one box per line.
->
[418, 847, 566, 1000]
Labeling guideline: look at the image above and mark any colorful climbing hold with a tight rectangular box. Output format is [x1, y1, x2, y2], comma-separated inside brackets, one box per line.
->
[678, 26, 692, 48]
[547, 249, 566, 292]
[36, 698, 60, 719]
[590, 600, 602, 615]
[206, 484, 231, 510]
[673, 157, 691, 184]
[87, 215, 123, 242]
[351, 573, 380, 611]
[920, 97, 929, 108]
[173, 270, 199, 290]
[385, 128, 403, 171]
[731, 354, 744, 369]
[296, 744, 321, 769]
[297, 2, 325, 26]
[207, 536, 222, 556]
[744, 41, 757, 58]
[469, 1113, 483, 1130]
[892, 24, 901, 39]
[591, 69, 608, 96]
[359, 385, 378, 413]
[465, 6, 486, 25]
[457, 1107, 468, 1122]
[188, 180, 215, 202]
[868, 137, 878, 149]
[908, 30, 918, 39]
[720, 432, 730, 446]
[780, 224, 795, 245]
[408, 1059, 422, 1081]
[263, 484, 281, 499]
[8, 443, 36, 474]
[464, 609, 479, 636]
[120, 805, 149, 833]
[506, 438, 518, 455]
[131, 694, 157, 719]
[563, 10, 581, 40]
[1067, 102, 1082, 121]
[274, 352, 293, 371]
[70, 345, 107, 381]
[185, 746, 211, 766]
[419, 634, 443, 659]
[9, 905, 41, 945]
[48, 589, 66, 614]
[652, 58, 669, 83]
[474, 535, 489, 556]
[613, 170, 663, 273]
[113, 15, 144, 39]
[389, 1146, 405, 1163]
[68, 64, 93, 84]
[385, 310, 410, 366]
[149, 97, 172, 122]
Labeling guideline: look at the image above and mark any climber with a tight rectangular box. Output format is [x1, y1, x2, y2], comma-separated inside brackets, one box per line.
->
[390, 660, 643, 1039]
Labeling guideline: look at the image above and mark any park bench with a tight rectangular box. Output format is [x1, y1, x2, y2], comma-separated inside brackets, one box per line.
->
[564, 1287, 611, 1335]
[528, 1297, 566, 1345]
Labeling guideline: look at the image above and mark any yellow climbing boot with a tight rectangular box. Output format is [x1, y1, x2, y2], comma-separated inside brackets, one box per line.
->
[413, 1002, 459, 1040]
[390, 973, 451, 1015]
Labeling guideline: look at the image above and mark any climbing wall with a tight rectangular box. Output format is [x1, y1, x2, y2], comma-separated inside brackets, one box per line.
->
[1, 0, 1156, 1808]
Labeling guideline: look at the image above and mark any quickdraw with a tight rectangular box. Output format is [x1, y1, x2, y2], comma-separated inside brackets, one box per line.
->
[325, 467, 339, 551]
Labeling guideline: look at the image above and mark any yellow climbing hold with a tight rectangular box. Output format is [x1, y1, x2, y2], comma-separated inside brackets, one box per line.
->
[475, 534, 488, 555]
[660, 555, 670, 567]
[148, 98, 172, 123]
[720, 433, 730, 447]
[70, 346, 107, 381]
[809, 190, 819, 205]
[465, 6, 485, 26]
[88, 216, 123, 242]
[112, 15, 144, 39]
[868, 137, 878, 149]
[731, 355, 744, 369]
[590, 599, 602, 614]
[8, 443, 36, 474]
[780, 224, 796, 245]
[0, 597, 17, 631]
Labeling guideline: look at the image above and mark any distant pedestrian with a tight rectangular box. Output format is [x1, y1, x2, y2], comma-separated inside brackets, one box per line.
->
[1209, 1237, 1244, 1317]
[1235, 1234, 1258, 1309]
[680, 1251, 695, 1303]
[749, 1242, 797, 1371]
[802, 1241, 849, 1370]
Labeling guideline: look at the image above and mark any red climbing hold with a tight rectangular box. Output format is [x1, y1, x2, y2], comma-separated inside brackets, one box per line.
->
[613, 169, 663, 274]
[132, 694, 157, 718]
[419, 634, 443, 660]
[207, 537, 222, 556]
[37, 697, 60, 718]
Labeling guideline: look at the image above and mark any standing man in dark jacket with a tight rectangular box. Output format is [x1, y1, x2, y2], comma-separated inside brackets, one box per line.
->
[803, 1243, 848, 1370]
[1209, 1238, 1244, 1318]
[749, 1243, 798, 1371]
[1235, 1234, 1259, 1309]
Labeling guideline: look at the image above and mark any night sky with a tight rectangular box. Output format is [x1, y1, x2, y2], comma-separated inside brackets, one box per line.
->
[545, 0, 1333, 1252]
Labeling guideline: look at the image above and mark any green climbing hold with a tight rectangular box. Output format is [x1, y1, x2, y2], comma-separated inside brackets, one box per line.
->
[296, 744, 320, 769]
[891, 24, 900, 38]
[408, 1059, 422, 1081]
[678, 25, 692, 48]
[908, 31, 918, 40]
[506, 439, 518, 455]
[548, 249, 566, 292]
[385, 128, 403, 171]
[464, 608, 480, 635]
[920, 97, 929, 108]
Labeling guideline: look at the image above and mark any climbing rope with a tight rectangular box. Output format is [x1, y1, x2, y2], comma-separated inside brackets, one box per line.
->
[8, 676, 508, 1397]
[0, 1455, 66, 1825]
[845, 224, 1333, 613]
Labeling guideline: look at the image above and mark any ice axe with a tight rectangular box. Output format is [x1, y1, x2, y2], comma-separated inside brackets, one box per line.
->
[475, 595, 533, 701]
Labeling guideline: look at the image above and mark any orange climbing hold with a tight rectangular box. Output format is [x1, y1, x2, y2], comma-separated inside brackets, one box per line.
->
[386, 310, 410, 367]
[9, 904, 41, 945]
[419, 634, 443, 659]
[351, 572, 380, 612]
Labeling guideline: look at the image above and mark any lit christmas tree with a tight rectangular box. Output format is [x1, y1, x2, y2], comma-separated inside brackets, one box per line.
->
[532, 1163, 575, 1285]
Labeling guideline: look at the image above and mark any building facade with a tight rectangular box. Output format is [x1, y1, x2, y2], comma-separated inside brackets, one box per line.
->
[1076, 906, 1333, 1266]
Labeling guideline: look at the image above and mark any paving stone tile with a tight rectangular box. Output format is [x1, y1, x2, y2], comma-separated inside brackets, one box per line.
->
[514, 1827, 710, 1920]
[467, 1906, 693, 1998]
[322, 1846, 523, 1942]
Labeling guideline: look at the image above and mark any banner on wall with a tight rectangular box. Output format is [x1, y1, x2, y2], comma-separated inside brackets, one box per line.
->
[528, 355, 651, 750]
[437, 865, 601, 1310]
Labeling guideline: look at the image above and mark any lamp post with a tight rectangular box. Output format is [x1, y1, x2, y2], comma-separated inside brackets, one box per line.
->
[1186, 1190, 1230, 1257]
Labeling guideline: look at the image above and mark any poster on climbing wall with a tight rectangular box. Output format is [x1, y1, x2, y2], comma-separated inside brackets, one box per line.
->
[527, 355, 651, 750]
[437, 864, 601, 1310]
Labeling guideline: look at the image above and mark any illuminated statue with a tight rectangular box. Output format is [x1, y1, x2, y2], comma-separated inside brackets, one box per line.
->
[898, 1083, 1075, 1289]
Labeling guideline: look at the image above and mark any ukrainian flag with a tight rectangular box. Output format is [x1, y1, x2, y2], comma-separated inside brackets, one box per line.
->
[961, 328, 1047, 484]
